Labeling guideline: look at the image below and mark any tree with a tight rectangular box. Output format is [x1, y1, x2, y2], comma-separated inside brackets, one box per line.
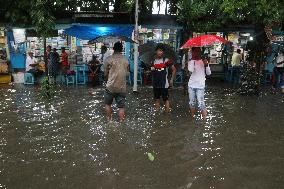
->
[176, 0, 284, 94]
[177, 0, 284, 31]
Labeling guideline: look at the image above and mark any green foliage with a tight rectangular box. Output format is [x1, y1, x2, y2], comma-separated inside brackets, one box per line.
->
[40, 77, 55, 99]
[177, 0, 284, 31]
[2, 0, 181, 37]
[177, 0, 224, 31]
[30, 0, 56, 38]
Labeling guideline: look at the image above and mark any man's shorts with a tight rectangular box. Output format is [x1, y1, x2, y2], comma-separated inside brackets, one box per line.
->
[104, 89, 126, 108]
[153, 88, 169, 101]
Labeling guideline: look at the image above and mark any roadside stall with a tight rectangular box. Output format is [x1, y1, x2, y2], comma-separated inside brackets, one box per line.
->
[193, 32, 253, 65]
[25, 29, 71, 74]
[63, 24, 134, 85]
[0, 28, 11, 84]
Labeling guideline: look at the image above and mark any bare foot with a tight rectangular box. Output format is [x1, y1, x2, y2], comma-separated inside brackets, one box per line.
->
[201, 109, 207, 120]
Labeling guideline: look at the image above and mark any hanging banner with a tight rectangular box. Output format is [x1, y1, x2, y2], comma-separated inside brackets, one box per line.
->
[12, 29, 26, 44]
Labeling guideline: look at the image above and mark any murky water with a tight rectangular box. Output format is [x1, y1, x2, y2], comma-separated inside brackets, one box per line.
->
[0, 83, 283, 189]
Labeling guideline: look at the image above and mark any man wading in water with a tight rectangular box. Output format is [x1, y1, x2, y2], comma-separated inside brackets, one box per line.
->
[104, 42, 129, 122]
[188, 47, 211, 119]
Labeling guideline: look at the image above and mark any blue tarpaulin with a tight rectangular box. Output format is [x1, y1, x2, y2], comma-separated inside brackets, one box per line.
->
[63, 25, 134, 40]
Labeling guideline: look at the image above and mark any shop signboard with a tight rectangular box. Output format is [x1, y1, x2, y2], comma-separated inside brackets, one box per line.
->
[272, 35, 284, 42]
[13, 29, 25, 44]
[228, 33, 238, 44]
[71, 37, 77, 52]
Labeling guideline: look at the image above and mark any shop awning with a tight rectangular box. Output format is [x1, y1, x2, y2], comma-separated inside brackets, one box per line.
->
[63, 25, 134, 40]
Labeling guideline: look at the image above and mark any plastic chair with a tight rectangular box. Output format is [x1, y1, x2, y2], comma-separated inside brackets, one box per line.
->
[128, 68, 143, 85]
[261, 71, 272, 85]
[75, 65, 87, 85]
[66, 75, 75, 85]
[175, 70, 183, 84]
[24, 73, 35, 85]
[56, 74, 65, 84]
[128, 59, 143, 85]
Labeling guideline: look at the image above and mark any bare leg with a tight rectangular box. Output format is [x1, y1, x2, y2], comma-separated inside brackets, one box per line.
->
[189, 107, 196, 118]
[155, 99, 160, 112]
[201, 109, 207, 120]
[105, 105, 112, 122]
[165, 100, 170, 113]
[118, 108, 125, 123]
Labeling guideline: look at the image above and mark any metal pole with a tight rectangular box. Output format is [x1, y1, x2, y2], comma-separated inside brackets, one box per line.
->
[133, 0, 139, 92]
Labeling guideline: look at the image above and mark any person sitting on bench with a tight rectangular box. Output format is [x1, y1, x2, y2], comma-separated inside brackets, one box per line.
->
[26, 51, 43, 77]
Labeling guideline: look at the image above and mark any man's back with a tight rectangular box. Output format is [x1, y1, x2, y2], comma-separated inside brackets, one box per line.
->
[105, 54, 128, 93]
[231, 52, 242, 67]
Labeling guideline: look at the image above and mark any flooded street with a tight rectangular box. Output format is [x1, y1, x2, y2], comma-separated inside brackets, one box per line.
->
[0, 83, 283, 189]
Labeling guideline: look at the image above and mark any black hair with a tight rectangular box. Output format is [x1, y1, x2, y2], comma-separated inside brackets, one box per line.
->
[113, 42, 123, 52]
[155, 44, 165, 52]
[237, 49, 241, 53]
[192, 47, 201, 52]
[101, 46, 108, 51]
[61, 47, 66, 51]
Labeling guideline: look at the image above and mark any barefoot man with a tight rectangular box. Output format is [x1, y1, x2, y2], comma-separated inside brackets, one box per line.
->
[104, 42, 129, 122]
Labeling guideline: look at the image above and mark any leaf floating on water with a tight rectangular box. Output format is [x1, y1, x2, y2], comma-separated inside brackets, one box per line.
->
[147, 153, 155, 161]
[246, 130, 256, 135]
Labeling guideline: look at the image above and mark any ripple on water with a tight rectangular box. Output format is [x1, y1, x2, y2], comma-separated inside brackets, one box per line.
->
[0, 84, 283, 188]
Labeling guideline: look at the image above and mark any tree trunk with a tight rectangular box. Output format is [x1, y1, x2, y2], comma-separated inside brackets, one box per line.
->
[165, 0, 168, 15]
[158, 0, 161, 14]
[43, 38, 48, 76]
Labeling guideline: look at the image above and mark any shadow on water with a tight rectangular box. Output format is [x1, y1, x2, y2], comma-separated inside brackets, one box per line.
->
[0, 83, 283, 189]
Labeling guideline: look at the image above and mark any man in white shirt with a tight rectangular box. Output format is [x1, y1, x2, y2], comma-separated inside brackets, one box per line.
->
[26, 51, 38, 73]
[273, 49, 284, 89]
[231, 49, 242, 83]
[98, 46, 112, 73]
[188, 47, 211, 119]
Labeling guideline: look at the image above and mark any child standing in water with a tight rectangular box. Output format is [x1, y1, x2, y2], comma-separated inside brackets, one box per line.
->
[151, 44, 176, 113]
[188, 47, 211, 119]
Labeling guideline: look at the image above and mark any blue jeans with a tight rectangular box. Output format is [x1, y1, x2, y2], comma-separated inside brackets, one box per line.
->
[188, 87, 206, 111]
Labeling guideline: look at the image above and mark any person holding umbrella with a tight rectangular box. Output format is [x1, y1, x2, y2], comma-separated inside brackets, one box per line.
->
[181, 34, 226, 119]
[151, 44, 176, 113]
[188, 47, 211, 119]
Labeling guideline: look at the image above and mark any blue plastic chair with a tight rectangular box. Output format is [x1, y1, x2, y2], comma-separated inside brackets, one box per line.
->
[175, 70, 183, 84]
[75, 65, 87, 85]
[128, 59, 143, 85]
[66, 75, 75, 85]
[24, 73, 35, 85]
[261, 71, 272, 85]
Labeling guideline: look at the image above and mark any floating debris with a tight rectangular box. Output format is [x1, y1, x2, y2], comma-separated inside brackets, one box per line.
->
[246, 130, 256, 135]
[147, 152, 155, 161]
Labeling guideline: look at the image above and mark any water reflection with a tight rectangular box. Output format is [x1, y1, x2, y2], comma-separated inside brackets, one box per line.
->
[0, 84, 283, 188]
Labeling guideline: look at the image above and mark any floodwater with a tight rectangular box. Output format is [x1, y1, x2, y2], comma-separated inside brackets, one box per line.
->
[0, 83, 283, 189]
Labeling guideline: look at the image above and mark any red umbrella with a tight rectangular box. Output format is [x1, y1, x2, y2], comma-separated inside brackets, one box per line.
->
[181, 34, 227, 49]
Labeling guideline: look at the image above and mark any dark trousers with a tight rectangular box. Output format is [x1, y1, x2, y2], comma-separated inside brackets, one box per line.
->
[183, 70, 190, 94]
[273, 67, 284, 88]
